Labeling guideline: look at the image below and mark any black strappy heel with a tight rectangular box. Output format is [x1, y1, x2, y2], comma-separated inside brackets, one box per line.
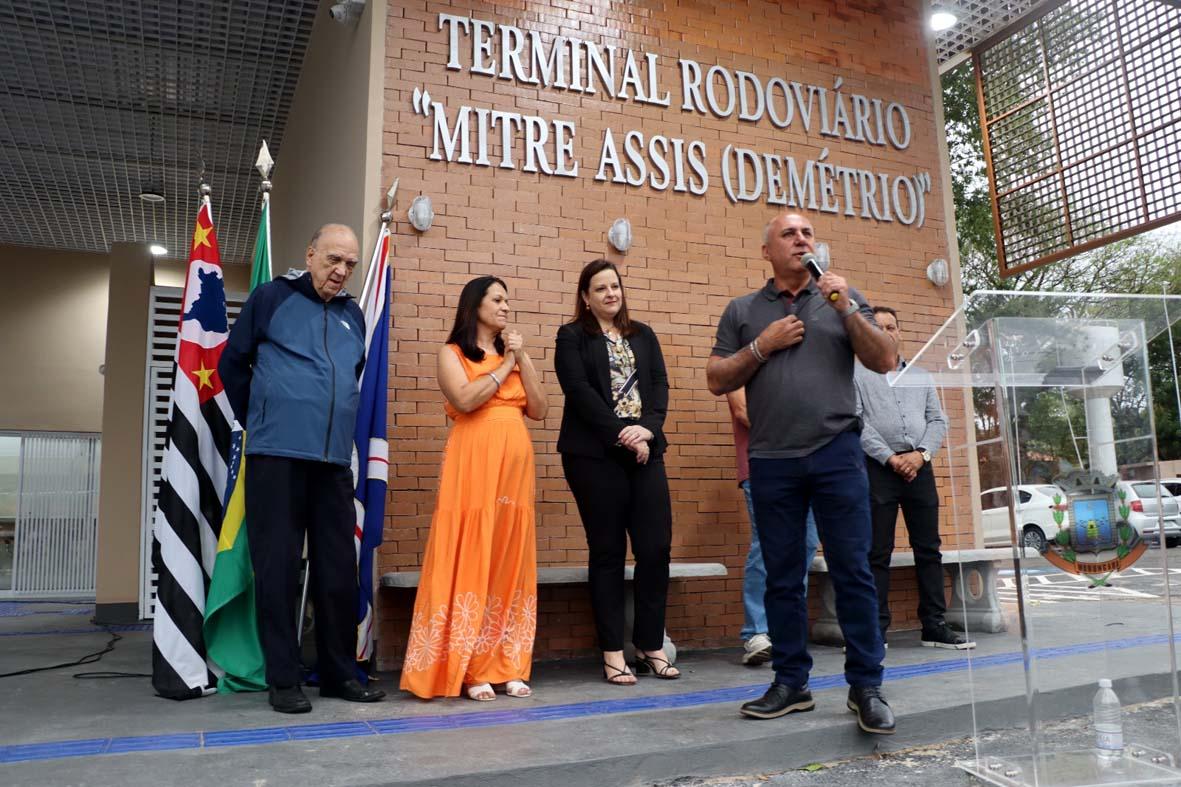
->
[633, 652, 681, 680]
[603, 661, 636, 685]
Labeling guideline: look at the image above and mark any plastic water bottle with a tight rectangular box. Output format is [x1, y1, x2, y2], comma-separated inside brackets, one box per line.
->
[1093, 678, 1123, 760]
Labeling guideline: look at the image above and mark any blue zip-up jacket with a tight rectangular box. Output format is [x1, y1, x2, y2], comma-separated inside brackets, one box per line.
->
[219, 269, 366, 467]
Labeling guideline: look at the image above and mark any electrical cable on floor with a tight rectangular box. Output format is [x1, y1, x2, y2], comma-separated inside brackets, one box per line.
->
[0, 624, 150, 680]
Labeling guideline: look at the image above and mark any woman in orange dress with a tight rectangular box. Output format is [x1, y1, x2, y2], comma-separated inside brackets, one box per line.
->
[401, 275, 547, 700]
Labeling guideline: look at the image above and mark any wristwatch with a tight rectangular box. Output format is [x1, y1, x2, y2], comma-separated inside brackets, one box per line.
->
[920, 448, 931, 463]
[840, 301, 859, 318]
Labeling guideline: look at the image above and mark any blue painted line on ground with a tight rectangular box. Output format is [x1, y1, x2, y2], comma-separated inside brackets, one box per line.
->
[106, 733, 202, 755]
[202, 726, 291, 748]
[2, 738, 108, 764]
[3, 632, 1178, 765]
[288, 722, 374, 741]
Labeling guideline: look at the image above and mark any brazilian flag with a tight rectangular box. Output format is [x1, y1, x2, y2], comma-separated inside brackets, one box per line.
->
[202, 197, 272, 692]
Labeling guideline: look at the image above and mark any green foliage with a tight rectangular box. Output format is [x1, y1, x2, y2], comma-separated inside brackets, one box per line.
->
[942, 62, 1181, 461]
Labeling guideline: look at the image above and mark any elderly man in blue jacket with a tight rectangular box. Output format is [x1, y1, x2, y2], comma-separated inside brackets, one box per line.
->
[219, 223, 386, 713]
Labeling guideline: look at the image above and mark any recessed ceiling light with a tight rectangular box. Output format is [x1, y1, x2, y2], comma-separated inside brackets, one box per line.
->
[139, 190, 166, 204]
[930, 9, 958, 31]
[149, 244, 168, 256]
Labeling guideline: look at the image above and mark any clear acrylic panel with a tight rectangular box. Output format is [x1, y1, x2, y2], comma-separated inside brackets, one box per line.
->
[893, 291, 1181, 786]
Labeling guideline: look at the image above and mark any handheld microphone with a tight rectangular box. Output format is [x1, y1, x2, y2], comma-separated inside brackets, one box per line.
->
[801, 252, 826, 280]
[801, 252, 840, 302]
[803, 246, 859, 307]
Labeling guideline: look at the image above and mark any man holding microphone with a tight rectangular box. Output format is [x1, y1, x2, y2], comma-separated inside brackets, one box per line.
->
[707, 212, 897, 734]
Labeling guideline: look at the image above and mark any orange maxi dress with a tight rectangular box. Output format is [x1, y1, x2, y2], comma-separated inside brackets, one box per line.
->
[400, 344, 538, 698]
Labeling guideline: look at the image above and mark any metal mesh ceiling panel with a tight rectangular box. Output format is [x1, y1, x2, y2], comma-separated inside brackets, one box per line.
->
[0, 1, 319, 262]
[976, 0, 1181, 275]
[934, 0, 1054, 65]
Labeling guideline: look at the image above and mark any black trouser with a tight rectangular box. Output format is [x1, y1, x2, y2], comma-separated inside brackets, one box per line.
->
[246, 455, 358, 689]
[866, 459, 946, 634]
[562, 448, 673, 652]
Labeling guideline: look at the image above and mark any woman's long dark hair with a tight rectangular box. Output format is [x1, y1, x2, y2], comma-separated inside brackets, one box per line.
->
[570, 258, 633, 337]
[447, 275, 507, 361]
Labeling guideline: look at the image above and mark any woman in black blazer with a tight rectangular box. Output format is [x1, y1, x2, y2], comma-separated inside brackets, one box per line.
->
[555, 258, 678, 684]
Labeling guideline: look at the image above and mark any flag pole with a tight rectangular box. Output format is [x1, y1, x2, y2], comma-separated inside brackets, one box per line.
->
[255, 141, 274, 282]
[360, 179, 397, 307]
[198, 157, 212, 210]
[351, 178, 396, 669]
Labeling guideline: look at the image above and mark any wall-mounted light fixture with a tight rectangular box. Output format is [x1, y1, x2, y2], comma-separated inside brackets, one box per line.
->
[608, 218, 632, 252]
[408, 195, 434, 232]
[149, 244, 168, 256]
[926, 257, 950, 287]
[329, 0, 365, 24]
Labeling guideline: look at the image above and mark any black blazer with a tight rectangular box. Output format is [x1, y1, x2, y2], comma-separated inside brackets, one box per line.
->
[554, 320, 669, 458]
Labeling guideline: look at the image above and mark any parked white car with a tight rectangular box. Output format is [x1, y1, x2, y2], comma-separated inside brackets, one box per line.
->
[1118, 481, 1181, 547]
[980, 485, 1069, 551]
[1160, 478, 1181, 499]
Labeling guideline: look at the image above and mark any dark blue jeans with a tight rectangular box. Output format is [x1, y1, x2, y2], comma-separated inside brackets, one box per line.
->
[750, 430, 884, 689]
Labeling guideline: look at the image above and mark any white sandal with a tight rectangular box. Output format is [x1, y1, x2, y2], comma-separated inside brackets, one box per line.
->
[465, 682, 495, 701]
[501, 679, 532, 698]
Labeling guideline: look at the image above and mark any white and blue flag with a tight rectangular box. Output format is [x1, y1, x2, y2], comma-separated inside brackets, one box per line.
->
[351, 222, 391, 665]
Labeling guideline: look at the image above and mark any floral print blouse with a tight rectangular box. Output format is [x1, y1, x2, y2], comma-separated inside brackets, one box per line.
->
[605, 332, 643, 419]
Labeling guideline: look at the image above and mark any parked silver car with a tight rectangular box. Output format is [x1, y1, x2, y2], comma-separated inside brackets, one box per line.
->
[1119, 481, 1181, 547]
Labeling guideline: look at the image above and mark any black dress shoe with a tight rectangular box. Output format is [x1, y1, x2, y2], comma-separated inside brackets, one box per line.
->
[319, 679, 386, 703]
[739, 682, 814, 719]
[921, 623, 976, 650]
[846, 685, 895, 734]
[269, 685, 312, 714]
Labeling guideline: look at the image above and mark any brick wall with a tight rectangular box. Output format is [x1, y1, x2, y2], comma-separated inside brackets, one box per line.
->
[378, 0, 960, 669]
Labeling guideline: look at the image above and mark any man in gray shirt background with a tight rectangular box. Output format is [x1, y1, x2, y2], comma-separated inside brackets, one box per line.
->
[854, 305, 973, 651]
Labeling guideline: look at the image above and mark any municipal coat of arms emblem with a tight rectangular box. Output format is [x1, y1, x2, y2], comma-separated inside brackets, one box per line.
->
[1040, 470, 1146, 586]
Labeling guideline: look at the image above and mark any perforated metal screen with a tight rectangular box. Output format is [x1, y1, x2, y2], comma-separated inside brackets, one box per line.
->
[0, 1, 318, 263]
[976, 0, 1181, 276]
[934, 0, 1053, 66]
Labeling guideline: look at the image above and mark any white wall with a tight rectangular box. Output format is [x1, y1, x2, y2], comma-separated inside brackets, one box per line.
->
[270, 0, 386, 279]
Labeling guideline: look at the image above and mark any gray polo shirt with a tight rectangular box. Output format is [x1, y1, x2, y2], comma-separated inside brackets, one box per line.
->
[712, 278, 875, 459]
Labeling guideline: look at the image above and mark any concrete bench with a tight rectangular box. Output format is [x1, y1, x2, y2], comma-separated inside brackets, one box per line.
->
[809, 548, 1033, 645]
[381, 562, 728, 661]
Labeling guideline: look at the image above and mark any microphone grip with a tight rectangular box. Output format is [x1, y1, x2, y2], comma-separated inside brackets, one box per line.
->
[804, 258, 841, 302]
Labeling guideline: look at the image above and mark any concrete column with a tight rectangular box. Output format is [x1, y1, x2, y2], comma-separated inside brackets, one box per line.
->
[1085, 394, 1118, 476]
[94, 243, 153, 624]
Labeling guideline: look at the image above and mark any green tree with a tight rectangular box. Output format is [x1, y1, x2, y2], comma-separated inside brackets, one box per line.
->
[942, 62, 1181, 463]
